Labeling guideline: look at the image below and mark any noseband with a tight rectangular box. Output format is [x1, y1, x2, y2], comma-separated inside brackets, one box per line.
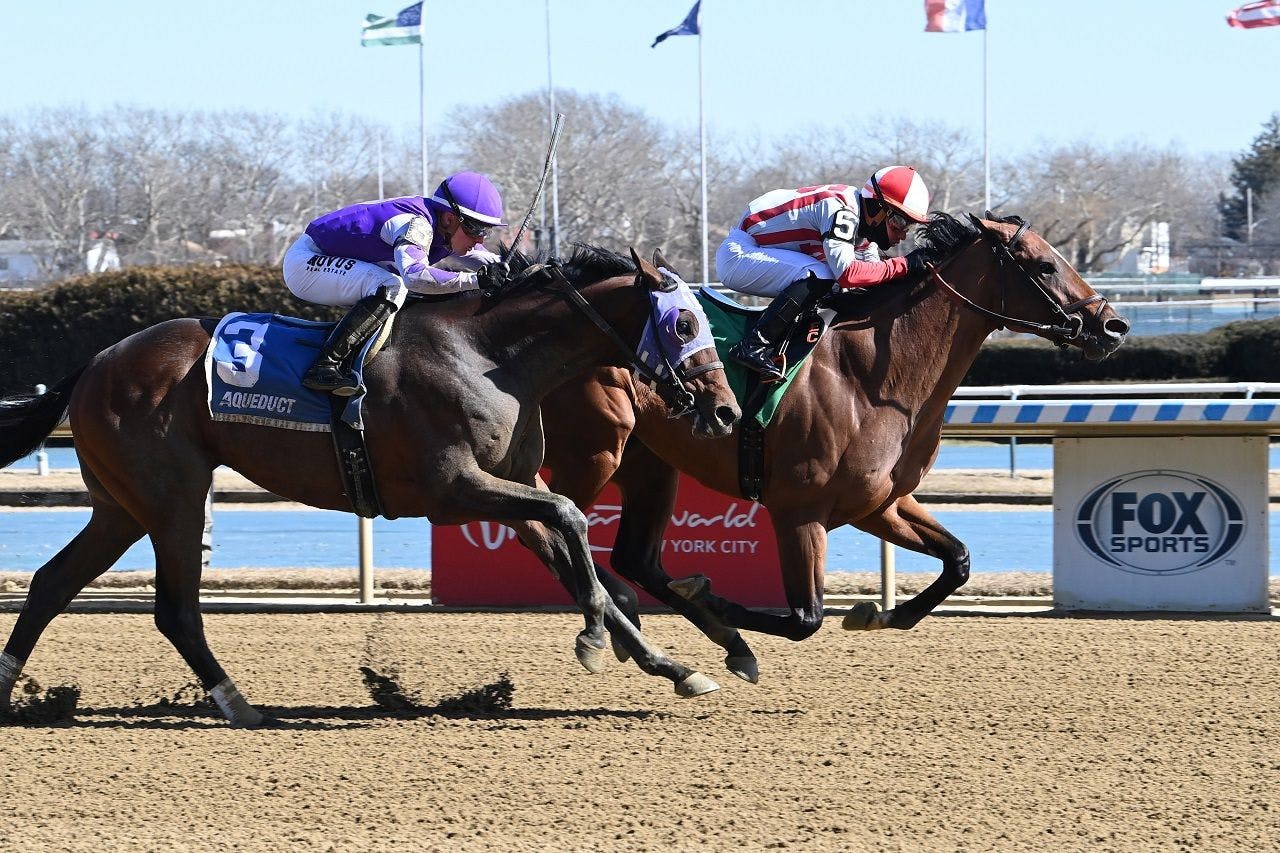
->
[926, 215, 1107, 348]
[539, 261, 719, 418]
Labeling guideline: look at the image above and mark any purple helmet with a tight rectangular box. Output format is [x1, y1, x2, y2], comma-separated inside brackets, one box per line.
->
[429, 171, 507, 227]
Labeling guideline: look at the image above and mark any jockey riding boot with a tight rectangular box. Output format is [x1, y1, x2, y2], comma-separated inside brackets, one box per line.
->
[729, 276, 828, 382]
[302, 290, 397, 396]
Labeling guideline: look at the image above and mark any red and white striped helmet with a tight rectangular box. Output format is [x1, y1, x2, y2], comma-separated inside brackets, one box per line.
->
[860, 165, 930, 224]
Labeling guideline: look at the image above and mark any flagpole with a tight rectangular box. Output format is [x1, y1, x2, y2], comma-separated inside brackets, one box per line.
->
[983, 24, 990, 212]
[698, 18, 708, 285]
[546, 0, 560, 256]
[419, 10, 428, 195]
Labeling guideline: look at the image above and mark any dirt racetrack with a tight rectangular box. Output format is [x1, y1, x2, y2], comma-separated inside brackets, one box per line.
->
[1, 610, 1276, 852]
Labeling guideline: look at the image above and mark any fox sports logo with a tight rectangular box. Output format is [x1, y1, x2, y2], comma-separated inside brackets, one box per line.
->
[1074, 470, 1246, 576]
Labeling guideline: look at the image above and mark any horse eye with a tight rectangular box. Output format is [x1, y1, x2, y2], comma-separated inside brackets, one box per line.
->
[676, 317, 695, 339]
[1038, 261, 1057, 276]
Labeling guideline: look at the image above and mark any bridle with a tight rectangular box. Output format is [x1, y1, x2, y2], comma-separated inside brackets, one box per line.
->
[925, 213, 1107, 348]
[535, 261, 722, 418]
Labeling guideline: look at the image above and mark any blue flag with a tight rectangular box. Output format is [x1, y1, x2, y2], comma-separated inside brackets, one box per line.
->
[652, 1, 701, 47]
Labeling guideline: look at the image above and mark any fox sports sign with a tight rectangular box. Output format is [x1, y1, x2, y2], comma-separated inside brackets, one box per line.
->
[1073, 470, 1245, 576]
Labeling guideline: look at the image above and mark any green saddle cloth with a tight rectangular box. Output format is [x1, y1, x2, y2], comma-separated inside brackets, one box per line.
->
[696, 289, 810, 429]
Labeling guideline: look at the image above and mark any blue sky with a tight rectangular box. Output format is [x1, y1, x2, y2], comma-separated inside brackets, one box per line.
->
[2, 1, 1277, 159]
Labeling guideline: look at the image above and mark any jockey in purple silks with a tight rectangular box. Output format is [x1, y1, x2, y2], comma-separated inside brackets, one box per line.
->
[282, 171, 507, 395]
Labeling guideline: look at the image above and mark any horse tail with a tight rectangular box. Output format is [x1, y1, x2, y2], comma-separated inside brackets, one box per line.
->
[0, 366, 87, 468]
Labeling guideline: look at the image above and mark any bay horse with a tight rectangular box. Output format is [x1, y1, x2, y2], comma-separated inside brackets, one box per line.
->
[542, 214, 1130, 683]
[0, 246, 741, 725]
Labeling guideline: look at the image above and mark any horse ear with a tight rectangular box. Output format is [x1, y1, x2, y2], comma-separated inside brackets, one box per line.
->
[651, 247, 679, 278]
[629, 247, 661, 286]
[966, 212, 988, 232]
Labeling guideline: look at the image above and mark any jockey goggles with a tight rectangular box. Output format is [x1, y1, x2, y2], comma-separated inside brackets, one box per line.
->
[437, 179, 494, 240]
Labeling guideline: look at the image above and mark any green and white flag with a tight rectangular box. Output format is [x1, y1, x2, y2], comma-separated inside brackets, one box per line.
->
[361, 2, 422, 47]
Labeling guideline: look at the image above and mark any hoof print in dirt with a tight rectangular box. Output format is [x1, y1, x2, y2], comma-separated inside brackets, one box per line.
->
[435, 673, 515, 716]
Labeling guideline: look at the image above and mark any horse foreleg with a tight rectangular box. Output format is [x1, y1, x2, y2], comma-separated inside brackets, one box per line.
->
[847, 495, 969, 631]
[1, 502, 144, 713]
[608, 448, 759, 683]
[675, 517, 829, 645]
[541, 440, 643, 664]
[483, 471, 716, 696]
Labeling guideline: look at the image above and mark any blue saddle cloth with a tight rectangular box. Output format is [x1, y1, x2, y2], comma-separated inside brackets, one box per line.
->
[205, 312, 370, 431]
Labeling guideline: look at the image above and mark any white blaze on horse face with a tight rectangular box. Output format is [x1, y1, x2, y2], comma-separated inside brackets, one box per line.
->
[1048, 243, 1072, 271]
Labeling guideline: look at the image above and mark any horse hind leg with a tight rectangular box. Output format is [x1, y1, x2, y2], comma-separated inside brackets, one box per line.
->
[146, 497, 266, 727]
[1, 501, 145, 712]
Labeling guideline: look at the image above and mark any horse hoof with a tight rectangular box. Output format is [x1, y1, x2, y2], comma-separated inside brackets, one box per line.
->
[232, 712, 281, 729]
[610, 634, 632, 664]
[725, 655, 759, 684]
[675, 672, 720, 698]
[575, 635, 609, 674]
[668, 574, 710, 600]
[842, 601, 885, 631]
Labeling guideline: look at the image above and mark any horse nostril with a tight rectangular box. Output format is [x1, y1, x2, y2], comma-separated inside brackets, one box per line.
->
[716, 405, 739, 429]
[1105, 317, 1131, 338]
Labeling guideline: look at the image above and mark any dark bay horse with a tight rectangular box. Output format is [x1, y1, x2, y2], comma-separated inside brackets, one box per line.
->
[542, 214, 1130, 683]
[0, 246, 741, 724]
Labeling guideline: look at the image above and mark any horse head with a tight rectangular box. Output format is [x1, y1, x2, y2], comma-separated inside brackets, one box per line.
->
[926, 213, 1130, 361]
[509, 245, 739, 439]
[626, 247, 740, 437]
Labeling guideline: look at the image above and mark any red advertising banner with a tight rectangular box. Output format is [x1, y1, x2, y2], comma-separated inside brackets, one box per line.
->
[431, 475, 785, 607]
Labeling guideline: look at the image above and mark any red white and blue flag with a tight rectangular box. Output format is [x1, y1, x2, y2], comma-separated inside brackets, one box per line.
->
[925, 0, 986, 32]
[1227, 0, 1280, 28]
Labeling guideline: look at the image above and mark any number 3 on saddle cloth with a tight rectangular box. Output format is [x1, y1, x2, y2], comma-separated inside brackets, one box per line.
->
[205, 311, 392, 516]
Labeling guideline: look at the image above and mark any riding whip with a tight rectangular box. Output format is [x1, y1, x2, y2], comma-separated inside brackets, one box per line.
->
[502, 112, 565, 264]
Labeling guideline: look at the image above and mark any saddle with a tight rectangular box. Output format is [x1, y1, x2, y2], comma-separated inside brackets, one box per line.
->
[697, 288, 836, 501]
[206, 310, 398, 518]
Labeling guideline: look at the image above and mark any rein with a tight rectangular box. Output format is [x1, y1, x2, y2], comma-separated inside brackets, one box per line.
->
[539, 263, 708, 417]
[925, 217, 1106, 348]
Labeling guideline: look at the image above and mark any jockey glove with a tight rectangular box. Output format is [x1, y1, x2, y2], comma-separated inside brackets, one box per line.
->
[478, 261, 510, 299]
[905, 249, 930, 277]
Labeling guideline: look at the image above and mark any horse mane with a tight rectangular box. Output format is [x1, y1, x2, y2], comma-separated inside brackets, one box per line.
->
[914, 212, 978, 264]
[504, 244, 636, 294]
[825, 212, 980, 316]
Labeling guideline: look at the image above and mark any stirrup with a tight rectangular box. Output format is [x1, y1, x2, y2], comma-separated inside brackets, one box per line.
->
[302, 362, 360, 396]
[729, 347, 785, 383]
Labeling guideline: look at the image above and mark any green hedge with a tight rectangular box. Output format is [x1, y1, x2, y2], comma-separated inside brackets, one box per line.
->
[0, 264, 338, 393]
[4, 264, 1280, 392]
[962, 318, 1280, 385]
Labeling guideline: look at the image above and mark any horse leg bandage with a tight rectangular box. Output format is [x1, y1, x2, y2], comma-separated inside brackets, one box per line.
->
[0, 653, 21, 686]
[209, 678, 264, 727]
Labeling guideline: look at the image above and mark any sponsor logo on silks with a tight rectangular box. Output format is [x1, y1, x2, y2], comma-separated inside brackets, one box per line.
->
[1074, 469, 1246, 576]
[218, 391, 299, 415]
[306, 254, 357, 272]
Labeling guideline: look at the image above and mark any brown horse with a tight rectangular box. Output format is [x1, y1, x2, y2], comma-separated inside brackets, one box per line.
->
[0, 247, 741, 724]
[542, 214, 1130, 683]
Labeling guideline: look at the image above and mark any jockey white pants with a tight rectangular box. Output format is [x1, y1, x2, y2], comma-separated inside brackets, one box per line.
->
[282, 235, 407, 308]
[715, 227, 830, 298]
